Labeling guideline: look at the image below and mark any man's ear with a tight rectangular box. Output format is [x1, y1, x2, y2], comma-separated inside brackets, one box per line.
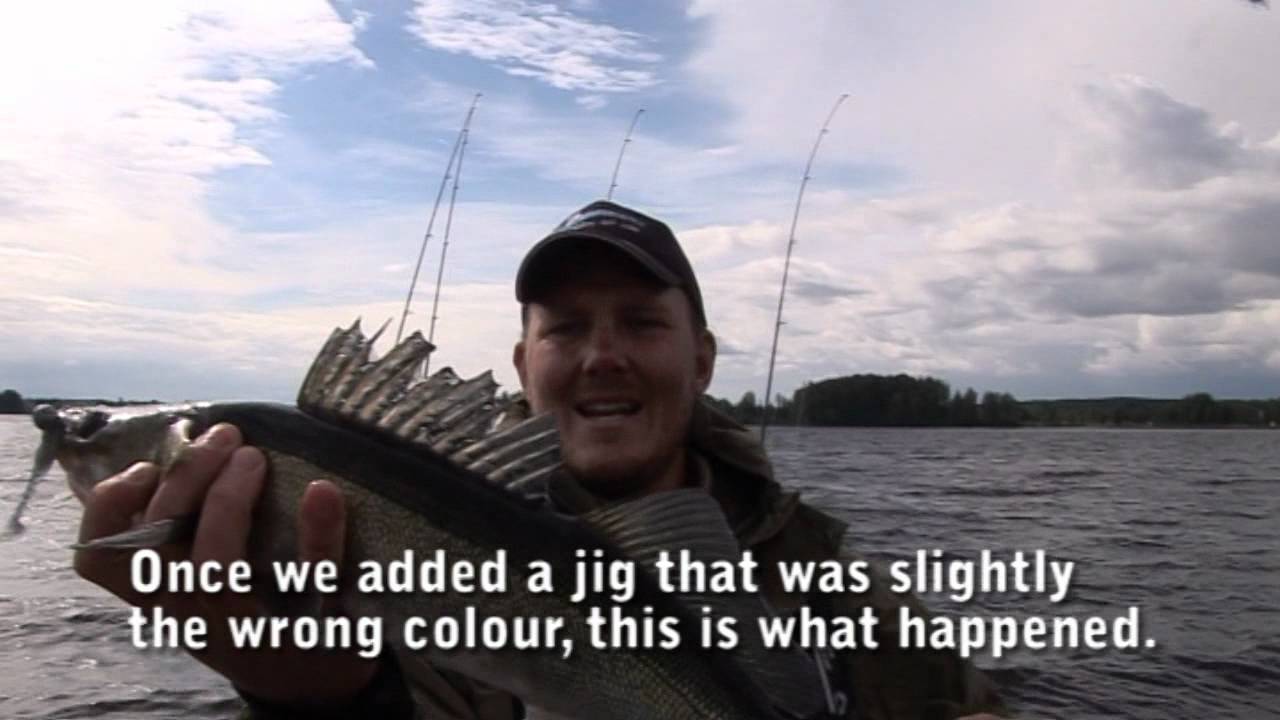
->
[694, 329, 716, 394]
[513, 340, 529, 391]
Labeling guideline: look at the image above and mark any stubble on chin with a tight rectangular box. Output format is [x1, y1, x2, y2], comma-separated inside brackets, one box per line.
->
[566, 447, 684, 501]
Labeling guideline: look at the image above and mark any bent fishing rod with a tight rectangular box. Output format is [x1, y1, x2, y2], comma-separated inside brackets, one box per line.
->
[423, 95, 480, 376]
[396, 92, 482, 346]
[760, 93, 850, 443]
[607, 108, 645, 201]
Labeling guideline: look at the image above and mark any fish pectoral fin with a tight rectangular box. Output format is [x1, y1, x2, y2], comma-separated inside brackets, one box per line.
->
[70, 514, 199, 551]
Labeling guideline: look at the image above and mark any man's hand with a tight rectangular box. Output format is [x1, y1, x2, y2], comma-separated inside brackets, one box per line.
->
[73, 423, 378, 705]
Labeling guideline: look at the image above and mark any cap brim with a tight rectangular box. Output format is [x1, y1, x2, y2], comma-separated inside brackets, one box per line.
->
[515, 231, 681, 302]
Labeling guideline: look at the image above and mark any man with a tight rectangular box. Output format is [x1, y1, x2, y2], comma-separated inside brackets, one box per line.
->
[75, 200, 1007, 719]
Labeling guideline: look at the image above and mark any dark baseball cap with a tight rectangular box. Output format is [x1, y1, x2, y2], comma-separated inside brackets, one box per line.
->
[515, 200, 707, 326]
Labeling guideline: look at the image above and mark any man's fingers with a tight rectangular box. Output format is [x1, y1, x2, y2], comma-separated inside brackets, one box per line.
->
[190, 446, 266, 567]
[77, 462, 160, 544]
[74, 462, 159, 599]
[298, 480, 346, 567]
[299, 481, 346, 615]
[145, 423, 242, 523]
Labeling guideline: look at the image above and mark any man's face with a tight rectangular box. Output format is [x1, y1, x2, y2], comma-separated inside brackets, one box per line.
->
[513, 250, 715, 498]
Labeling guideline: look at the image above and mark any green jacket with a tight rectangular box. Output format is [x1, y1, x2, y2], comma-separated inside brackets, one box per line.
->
[241, 402, 1006, 719]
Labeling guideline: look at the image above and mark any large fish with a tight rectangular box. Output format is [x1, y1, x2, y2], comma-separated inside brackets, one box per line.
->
[12, 321, 829, 720]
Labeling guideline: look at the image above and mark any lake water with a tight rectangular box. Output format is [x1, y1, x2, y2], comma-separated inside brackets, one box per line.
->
[1, 414, 1277, 719]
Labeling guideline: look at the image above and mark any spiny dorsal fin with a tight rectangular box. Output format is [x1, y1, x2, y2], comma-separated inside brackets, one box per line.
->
[378, 367, 460, 431]
[346, 333, 435, 420]
[582, 489, 828, 719]
[301, 319, 366, 402]
[298, 321, 560, 486]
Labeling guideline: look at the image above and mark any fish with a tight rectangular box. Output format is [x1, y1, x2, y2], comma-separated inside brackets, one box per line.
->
[12, 320, 829, 720]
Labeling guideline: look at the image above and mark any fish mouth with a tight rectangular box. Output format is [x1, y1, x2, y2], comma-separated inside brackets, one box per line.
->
[43, 405, 209, 445]
[25, 404, 206, 509]
[32, 405, 112, 441]
[31, 404, 67, 434]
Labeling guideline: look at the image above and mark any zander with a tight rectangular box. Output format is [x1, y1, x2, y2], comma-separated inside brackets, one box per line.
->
[11, 320, 827, 720]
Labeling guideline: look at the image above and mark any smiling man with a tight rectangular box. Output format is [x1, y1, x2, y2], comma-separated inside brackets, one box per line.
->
[512, 203, 717, 501]
[74, 200, 1008, 720]
[505, 201, 1007, 720]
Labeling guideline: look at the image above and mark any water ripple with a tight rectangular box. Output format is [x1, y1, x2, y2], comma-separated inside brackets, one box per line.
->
[1, 419, 1276, 719]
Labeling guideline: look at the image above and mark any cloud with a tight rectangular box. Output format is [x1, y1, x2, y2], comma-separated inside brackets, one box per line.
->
[1064, 76, 1246, 190]
[408, 0, 660, 92]
[0, 281, 525, 402]
[0, 2, 387, 397]
[5, 1, 1278, 405]
[673, 49, 1280, 399]
[683, 0, 1280, 197]
[0, 2, 370, 300]
[576, 94, 609, 111]
[397, 87, 798, 219]
[925, 78, 1280, 324]
[351, 9, 373, 32]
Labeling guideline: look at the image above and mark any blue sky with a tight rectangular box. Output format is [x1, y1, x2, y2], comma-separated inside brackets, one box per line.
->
[2, 0, 1279, 403]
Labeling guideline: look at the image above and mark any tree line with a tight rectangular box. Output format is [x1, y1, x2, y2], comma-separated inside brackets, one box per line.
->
[1019, 393, 1280, 427]
[0, 389, 163, 414]
[8, 382, 1278, 428]
[706, 377, 1280, 428]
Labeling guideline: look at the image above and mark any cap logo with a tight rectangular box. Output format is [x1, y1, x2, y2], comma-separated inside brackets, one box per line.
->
[555, 207, 645, 235]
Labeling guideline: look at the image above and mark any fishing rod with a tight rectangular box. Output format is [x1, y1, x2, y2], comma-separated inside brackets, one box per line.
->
[395, 93, 481, 345]
[760, 93, 850, 443]
[607, 108, 644, 201]
[423, 94, 480, 376]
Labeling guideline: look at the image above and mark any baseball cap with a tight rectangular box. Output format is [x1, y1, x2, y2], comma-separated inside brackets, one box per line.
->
[515, 200, 707, 326]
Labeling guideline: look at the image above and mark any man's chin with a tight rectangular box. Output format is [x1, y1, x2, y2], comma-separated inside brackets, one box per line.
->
[572, 468, 650, 500]
[565, 454, 655, 500]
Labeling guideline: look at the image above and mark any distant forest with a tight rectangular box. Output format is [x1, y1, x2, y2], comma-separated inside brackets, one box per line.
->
[7, 382, 1279, 428]
[0, 389, 162, 414]
[706, 375, 1280, 428]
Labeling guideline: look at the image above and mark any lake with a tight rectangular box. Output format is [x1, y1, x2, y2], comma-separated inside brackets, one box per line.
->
[2, 415, 1277, 719]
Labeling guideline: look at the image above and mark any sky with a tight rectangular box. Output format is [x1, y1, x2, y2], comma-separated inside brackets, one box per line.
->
[2, 0, 1278, 404]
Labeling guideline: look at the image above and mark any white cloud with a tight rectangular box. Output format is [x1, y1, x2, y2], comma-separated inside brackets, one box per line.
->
[408, 0, 659, 92]
[352, 9, 373, 32]
[651, 0, 1280, 398]
[4, 1, 1278, 403]
[576, 94, 608, 110]
[0, 281, 524, 402]
[0, 2, 385, 399]
[688, 72, 1280, 399]
[0, 2, 369, 295]
[684, 0, 1280, 197]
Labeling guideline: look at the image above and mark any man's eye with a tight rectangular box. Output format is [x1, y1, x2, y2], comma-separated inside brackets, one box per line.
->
[545, 321, 580, 336]
[628, 316, 667, 330]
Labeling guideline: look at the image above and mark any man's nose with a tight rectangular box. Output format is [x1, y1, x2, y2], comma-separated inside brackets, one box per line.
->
[582, 322, 626, 375]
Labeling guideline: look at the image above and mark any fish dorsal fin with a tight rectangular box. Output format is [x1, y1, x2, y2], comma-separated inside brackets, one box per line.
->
[297, 321, 560, 486]
[582, 489, 827, 718]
